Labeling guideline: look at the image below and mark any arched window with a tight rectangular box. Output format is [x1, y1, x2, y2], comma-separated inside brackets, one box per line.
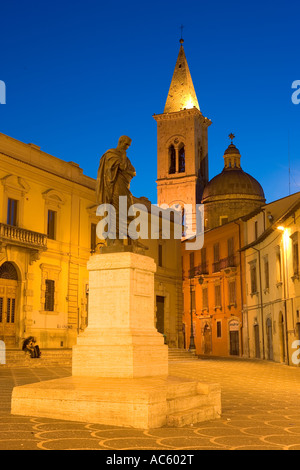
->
[178, 145, 185, 173]
[0, 262, 18, 280]
[168, 145, 176, 174]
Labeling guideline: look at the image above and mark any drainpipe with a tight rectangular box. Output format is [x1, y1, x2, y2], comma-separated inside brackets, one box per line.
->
[282, 242, 290, 365]
[234, 220, 245, 357]
[253, 247, 265, 360]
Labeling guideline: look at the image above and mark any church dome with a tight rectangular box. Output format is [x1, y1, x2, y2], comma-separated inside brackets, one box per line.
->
[202, 142, 265, 201]
[201, 137, 265, 229]
[202, 167, 265, 200]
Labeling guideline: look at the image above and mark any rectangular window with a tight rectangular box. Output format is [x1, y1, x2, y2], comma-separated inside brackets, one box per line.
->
[276, 248, 282, 282]
[213, 243, 220, 272]
[215, 284, 221, 308]
[264, 256, 269, 289]
[220, 216, 228, 225]
[201, 247, 206, 266]
[229, 280, 236, 305]
[189, 252, 195, 276]
[250, 262, 257, 294]
[228, 237, 234, 257]
[254, 221, 258, 240]
[7, 198, 18, 226]
[214, 243, 220, 262]
[217, 321, 222, 338]
[292, 235, 299, 276]
[44, 280, 55, 312]
[202, 287, 208, 310]
[200, 247, 207, 273]
[158, 244, 163, 267]
[91, 223, 97, 252]
[47, 210, 57, 240]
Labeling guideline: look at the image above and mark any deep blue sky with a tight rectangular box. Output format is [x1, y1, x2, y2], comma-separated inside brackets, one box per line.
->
[0, 0, 299, 204]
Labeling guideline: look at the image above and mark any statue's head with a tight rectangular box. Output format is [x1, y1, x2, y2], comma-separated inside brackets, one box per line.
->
[118, 135, 132, 151]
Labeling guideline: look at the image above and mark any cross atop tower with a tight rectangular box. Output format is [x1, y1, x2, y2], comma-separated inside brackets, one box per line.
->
[229, 133, 235, 143]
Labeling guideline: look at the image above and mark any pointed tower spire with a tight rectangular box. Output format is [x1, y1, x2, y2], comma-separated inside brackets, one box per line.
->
[164, 40, 200, 113]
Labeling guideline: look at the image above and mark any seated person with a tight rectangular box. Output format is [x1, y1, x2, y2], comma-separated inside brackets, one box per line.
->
[22, 336, 41, 358]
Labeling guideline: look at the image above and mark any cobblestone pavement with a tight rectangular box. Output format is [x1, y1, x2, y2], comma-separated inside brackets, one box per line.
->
[1, 357, 300, 450]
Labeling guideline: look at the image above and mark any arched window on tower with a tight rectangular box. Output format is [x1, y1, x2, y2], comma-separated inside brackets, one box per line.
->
[168, 145, 176, 174]
[178, 145, 185, 173]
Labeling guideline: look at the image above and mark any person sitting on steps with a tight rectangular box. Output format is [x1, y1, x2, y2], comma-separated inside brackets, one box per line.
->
[22, 336, 41, 358]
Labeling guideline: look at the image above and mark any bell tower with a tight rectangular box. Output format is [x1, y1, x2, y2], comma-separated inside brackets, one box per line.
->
[153, 39, 211, 230]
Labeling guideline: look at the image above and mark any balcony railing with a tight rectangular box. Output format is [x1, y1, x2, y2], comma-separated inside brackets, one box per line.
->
[0, 223, 47, 250]
[213, 255, 236, 273]
[189, 263, 208, 278]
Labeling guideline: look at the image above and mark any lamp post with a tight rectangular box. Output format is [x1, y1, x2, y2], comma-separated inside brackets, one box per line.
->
[189, 273, 196, 352]
[277, 226, 290, 365]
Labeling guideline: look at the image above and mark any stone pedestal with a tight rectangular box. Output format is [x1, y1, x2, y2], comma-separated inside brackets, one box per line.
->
[11, 251, 221, 428]
[72, 252, 168, 378]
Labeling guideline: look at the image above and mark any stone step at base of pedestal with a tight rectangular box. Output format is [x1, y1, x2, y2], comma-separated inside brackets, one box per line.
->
[168, 348, 199, 361]
[11, 374, 221, 429]
[2, 349, 72, 368]
[168, 392, 214, 414]
[167, 404, 220, 427]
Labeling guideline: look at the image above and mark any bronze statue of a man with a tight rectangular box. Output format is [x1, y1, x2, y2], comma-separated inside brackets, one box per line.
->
[96, 136, 136, 242]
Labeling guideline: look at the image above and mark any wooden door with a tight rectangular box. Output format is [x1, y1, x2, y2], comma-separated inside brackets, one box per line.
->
[204, 325, 212, 354]
[230, 331, 239, 356]
[0, 280, 18, 347]
[156, 296, 165, 335]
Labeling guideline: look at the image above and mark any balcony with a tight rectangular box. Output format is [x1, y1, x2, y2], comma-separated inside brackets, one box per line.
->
[213, 255, 237, 273]
[0, 223, 47, 263]
[188, 263, 208, 278]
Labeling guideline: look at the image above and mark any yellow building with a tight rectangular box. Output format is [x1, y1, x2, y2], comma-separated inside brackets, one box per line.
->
[182, 219, 244, 357]
[0, 132, 183, 350]
[241, 192, 300, 365]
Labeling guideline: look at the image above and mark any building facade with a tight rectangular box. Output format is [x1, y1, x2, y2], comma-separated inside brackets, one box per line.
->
[182, 220, 245, 357]
[241, 193, 300, 365]
[0, 133, 183, 350]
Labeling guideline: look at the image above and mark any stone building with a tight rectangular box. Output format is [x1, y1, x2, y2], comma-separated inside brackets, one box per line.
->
[153, 40, 211, 231]
[0, 132, 183, 350]
[182, 219, 245, 357]
[241, 192, 300, 365]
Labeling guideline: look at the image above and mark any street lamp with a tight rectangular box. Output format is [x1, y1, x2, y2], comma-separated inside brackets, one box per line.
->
[277, 226, 290, 365]
[189, 272, 196, 352]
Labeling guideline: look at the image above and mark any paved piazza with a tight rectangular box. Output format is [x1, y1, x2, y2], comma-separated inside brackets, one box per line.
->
[1, 357, 300, 450]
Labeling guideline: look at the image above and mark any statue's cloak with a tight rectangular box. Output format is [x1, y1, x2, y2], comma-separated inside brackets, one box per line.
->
[96, 149, 122, 206]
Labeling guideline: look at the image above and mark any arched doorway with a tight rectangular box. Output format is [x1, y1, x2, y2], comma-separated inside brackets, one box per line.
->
[0, 262, 19, 347]
[266, 317, 273, 361]
[279, 312, 286, 363]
